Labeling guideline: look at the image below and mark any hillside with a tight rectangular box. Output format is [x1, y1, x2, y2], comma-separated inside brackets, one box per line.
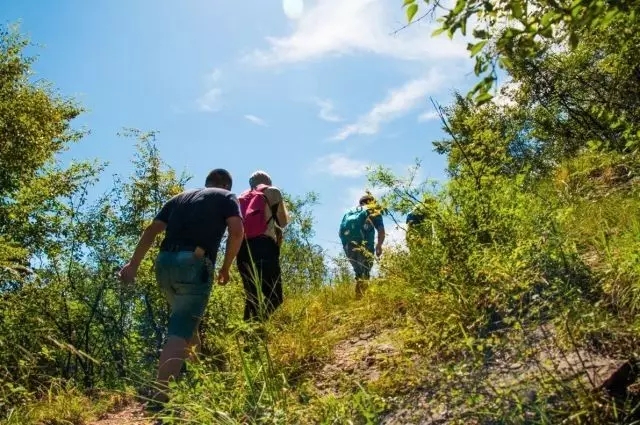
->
[12, 269, 640, 424]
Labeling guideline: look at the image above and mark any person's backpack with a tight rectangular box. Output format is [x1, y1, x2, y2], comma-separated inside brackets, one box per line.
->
[238, 184, 276, 239]
[339, 206, 371, 247]
[406, 209, 425, 227]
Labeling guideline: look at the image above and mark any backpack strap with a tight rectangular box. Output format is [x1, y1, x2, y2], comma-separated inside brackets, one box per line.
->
[255, 184, 282, 227]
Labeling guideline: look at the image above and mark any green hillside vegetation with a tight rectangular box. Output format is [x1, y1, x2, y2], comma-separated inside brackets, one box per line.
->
[1, 1, 640, 423]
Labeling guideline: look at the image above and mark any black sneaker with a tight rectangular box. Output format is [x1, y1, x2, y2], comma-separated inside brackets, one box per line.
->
[143, 399, 166, 414]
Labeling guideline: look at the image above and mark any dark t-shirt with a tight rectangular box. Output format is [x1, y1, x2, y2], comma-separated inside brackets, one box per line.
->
[154, 187, 241, 265]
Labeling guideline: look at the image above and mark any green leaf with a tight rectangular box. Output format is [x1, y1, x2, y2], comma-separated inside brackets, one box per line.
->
[406, 3, 419, 22]
[497, 56, 512, 69]
[468, 40, 488, 56]
[453, 0, 466, 15]
[510, 1, 523, 19]
[541, 11, 559, 28]
[599, 9, 619, 27]
[432, 27, 447, 36]
[571, 4, 583, 18]
[475, 91, 493, 105]
[403, 0, 415, 5]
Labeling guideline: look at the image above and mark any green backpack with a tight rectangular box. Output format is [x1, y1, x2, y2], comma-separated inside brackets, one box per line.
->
[339, 206, 371, 247]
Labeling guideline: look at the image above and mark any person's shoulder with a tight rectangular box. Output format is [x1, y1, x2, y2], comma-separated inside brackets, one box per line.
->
[201, 187, 230, 195]
[262, 185, 283, 202]
[167, 189, 193, 203]
[263, 185, 282, 195]
[366, 204, 384, 218]
[201, 187, 239, 201]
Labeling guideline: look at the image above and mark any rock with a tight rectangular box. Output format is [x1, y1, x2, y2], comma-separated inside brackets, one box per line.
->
[376, 343, 397, 354]
[359, 332, 373, 340]
[597, 359, 640, 398]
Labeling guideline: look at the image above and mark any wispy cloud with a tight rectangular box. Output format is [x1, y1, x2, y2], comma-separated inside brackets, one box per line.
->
[197, 68, 223, 112]
[332, 71, 445, 141]
[315, 98, 342, 122]
[417, 110, 440, 122]
[312, 153, 370, 177]
[244, 0, 468, 66]
[205, 68, 222, 85]
[197, 88, 222, 112]
[244, 114, 268, 126]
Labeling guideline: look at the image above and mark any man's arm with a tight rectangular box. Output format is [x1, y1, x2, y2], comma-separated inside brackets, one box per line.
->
[216, 216, 244, 285]
[119, 220, 166, 283]
[372, 214, 385, 257]
[221, 216, 244, 272]
[376, 226, 386, 247]
[276, 200, 290, 228]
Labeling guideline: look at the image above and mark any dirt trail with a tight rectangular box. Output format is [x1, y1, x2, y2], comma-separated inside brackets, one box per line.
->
[88, 403, 154, 425]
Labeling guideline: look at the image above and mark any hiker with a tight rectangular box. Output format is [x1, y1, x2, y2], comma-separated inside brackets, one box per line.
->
[236, 170, 289, 322]
[405, 205, 426, 249]
[118, 168, 244, 406]
[339, 193, 385, 299]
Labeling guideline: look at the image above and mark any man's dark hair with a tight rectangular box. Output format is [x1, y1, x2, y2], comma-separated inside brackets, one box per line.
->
[359, 194, 375, 206]
[205, 168, 233, 190]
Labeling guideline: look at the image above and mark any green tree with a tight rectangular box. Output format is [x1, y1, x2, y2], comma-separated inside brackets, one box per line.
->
[279, 192, 327, 293]
[401, 0, 639, 104]
[0, 25, 95, 268]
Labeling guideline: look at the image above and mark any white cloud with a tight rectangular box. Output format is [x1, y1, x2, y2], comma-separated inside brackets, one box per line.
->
[197, 68, 223, 112]
[417, 110, 440, 122]
[197, 88, 222, 112]
[315, 98, 342, 122]
[206, 68, 222, 84]
[245, 0, 468, 66]
[313, 153, 369, 177]
[244, 114, 268, 126]
[332, 70, 445, 141]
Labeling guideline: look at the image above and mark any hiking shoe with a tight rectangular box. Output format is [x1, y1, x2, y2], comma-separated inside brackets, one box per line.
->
[143, 399, 166, 414]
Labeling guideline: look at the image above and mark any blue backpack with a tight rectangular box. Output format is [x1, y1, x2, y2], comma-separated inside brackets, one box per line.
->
[339, 206, 371, 247]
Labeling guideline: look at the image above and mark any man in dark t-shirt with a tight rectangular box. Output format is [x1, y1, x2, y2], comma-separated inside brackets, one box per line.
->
[119, 168, 244, 407]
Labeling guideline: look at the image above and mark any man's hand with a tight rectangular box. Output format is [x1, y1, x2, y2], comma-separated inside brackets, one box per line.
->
[375, 243, 383, 258]
[220, 215, 244, 276]
[119, 262, 139, 284]
[217, 267, 230, 285]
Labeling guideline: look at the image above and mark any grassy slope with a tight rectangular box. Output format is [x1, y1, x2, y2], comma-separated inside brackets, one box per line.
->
[10, 276, 638, 424]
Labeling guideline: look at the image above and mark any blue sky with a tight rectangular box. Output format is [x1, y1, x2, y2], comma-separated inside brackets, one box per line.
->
[2, 0, 479, 257]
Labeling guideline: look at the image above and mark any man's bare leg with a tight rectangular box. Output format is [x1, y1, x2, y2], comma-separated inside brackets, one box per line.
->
[153, 335, 188, 403]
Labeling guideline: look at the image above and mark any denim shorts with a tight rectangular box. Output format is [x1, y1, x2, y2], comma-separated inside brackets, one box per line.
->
[155, 250, 214, 339]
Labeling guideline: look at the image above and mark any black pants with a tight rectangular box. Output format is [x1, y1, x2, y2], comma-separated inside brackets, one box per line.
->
[237, 236, 283, 322]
